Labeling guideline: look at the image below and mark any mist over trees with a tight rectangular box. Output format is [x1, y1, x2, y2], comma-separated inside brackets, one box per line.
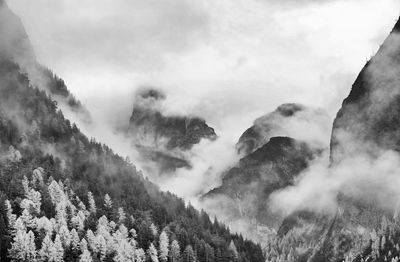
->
[0, 59, 265, 262]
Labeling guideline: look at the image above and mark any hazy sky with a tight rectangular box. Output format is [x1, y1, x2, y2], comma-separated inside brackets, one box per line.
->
[7, 0, 400, 142]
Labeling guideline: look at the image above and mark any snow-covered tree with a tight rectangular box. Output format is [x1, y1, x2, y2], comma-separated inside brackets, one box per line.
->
[135, 248, 146, 262]
[80, 249, 93, 262]
[159, 231, 169, 262]
[148, 243, 159, 262]
[104, 194, 113, 209]
[170, 240, 181, 262]
[86, 229, 97, 253]
[118, 207, 126, 225]
[88, 192, 96, 214]
[96, 235, 107, 261]
[150, 223, 158, 237]
[51, 234, 64, 262]
[9, 229, 36, 261]
[39, 234, 53, 261]
[70, 228, 80, 252]
[59, 225, 71, 248]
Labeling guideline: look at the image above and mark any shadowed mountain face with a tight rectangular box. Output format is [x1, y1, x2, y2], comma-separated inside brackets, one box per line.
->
[268, 17, 400, 262]
[203, 104, 326, 233]
[331, 19, 400, 164]
[128, 88, 217, 174]
[237, 103, 329, 155]
[0, 1, 91, 123]
[205, 136, 320, 229]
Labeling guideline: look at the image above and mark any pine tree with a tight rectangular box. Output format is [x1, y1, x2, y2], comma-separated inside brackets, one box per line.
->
[229, 240, 239, 259]
[9, 229, 37, 261]
[135, 248, 146, 262]
[39, 234, 53, 261]
[86, 229, 97, 253]
[170, 240, 181, 262]
[183, 245, 196, 262]
[148, 243, 159, 262]
[70, 228, 80, 252]
[118, 207, 126, 225]
[88, 192, 96, 214]
[52, 234, 64, 262]
[59, 225, 71, 248]
[159, 231, 169, 262]
[104, 194, 113, 209]
[150, 223, 158, 237]
[5, 200, 16, 235]
[80, 249, 93, 262]
[96, 234, 107, 261]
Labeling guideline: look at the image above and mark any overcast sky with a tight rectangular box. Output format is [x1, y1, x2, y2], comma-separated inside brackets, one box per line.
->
[7, 0, 400, 142]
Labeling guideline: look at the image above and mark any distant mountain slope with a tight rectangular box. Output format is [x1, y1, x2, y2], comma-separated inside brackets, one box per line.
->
[127, 87, 217, 174]
[204, 137, 319, 230]
[237, 103, 329, 155]
[203, 104, 326, 234]
[0, 0, 91, 123]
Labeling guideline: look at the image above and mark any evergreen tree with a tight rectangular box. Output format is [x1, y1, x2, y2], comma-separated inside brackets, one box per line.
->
[87, 192, 96, 214]
[148, 243, 159, 262]
[135, 248, 146, 262]
[39, 234, 53, 261]
[183, 245, 196, 262]
[5, 200, 16, 235]
[70, 228, 80, 253]
[80, 249, 93, 262]
[117, 207, 126, 225]
[159, 231, 169, 262]
[52, 234, 64, 262]
[170, 240, 181, 262]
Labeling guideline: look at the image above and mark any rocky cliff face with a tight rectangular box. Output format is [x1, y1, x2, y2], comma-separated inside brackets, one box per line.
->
[269, 17, 400, 262]
[128, 88, 217, 174]
[205, 136, 318, 229]
[203, 104, 327, 232]
[331, 19, 400, 164]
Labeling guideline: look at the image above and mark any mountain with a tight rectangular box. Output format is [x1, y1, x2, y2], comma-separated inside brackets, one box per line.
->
[205, 137, 319, 230]
[0, 0, 91, 123]
[330, 19, 400, 164]
[0, 2, 265, 262]
[203, 104, 327, 239]
[263, 16, 400, 262]
[127, 87, 217, 174]
[237, 103, 329, 156]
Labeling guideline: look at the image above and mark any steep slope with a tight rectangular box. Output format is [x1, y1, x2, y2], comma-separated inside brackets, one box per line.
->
[202, 104, 326, 237]
[204, 137, 319, 230]
[0, 4, 265, 261]
[0, 0, 91, 123]
[264, 16, 400, 262]
[331, 18, 400, 163]
[127, 88, 217, 174]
